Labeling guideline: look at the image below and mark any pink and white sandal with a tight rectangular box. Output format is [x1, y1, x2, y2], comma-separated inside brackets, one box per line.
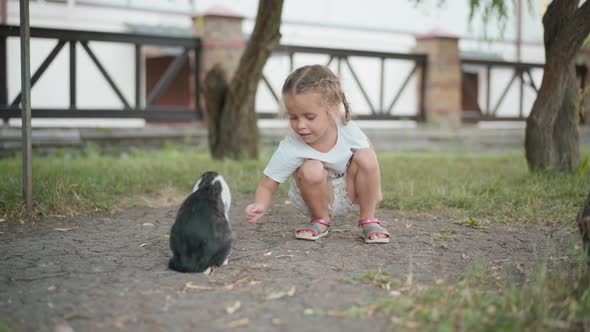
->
[358, 218, 390, 244]
[295, 218, 331, 241]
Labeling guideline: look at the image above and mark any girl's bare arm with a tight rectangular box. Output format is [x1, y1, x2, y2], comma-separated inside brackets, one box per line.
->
[245, 176, 279, 223]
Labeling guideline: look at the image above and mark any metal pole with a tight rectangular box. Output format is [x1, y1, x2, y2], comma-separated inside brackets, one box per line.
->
[194, 42, 200, 118]
[0, 0, 6, 126]
[1, 36, 7, 107]
[69, 40, 76, 109]
[519, 68, 524, 118]
[516, 0, 522, 62]
[19, 0, 33, 218]
[1, 0, 7, 125]
[135, 44, 141, 110]
[379, 58, 384, 114]
[419, 58, 427, 122]
[485, 66, 491, 115]
[1, 0, 7, 24]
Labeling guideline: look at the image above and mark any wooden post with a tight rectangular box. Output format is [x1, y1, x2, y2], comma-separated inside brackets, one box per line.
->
[20, 0, 33, 218]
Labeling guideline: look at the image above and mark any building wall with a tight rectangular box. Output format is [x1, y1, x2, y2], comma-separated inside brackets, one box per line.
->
[5, 0, 549, 127]
[5, 0, 193, 127]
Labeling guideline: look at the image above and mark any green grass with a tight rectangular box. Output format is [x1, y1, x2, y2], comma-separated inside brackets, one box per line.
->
[379, 149, 590, 225]
[0, 145, 268, 220]
[0, 321, 13, 332]
[0, 144, 589, 224]
[323, 260, 590, 331]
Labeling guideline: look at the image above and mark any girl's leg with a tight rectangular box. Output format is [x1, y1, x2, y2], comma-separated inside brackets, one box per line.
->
[295, 159, 334, 237]
[346, 148, 387, 240]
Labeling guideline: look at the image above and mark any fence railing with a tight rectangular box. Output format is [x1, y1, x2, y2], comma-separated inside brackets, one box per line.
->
[2, 24, 551, 124]
[261, 44, 428, 121]
[0, 24, 202, 121]
[460, 58, 544, 122]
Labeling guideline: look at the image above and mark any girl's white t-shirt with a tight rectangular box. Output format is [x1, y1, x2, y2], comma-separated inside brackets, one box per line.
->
[263, 120, 371, 183]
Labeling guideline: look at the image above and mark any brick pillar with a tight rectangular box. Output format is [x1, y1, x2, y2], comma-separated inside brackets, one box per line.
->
[192, 6, 245, 79]
[415, 31, 462, 128]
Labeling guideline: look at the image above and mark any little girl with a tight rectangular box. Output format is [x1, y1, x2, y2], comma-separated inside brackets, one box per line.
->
[244, 64, 390, 244]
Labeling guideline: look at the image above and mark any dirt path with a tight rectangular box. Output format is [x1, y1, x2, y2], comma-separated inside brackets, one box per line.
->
[0, 196, 577, 332]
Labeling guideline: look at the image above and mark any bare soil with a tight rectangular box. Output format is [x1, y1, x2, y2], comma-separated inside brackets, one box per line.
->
[0, 195, 578, 332]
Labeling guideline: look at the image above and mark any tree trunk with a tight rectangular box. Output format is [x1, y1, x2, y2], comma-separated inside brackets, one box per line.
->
[202, 0, 283, 160]
[553, 64, 579, 171]
[525, 0, 590, 172]
[202, 64, 228, 159]
[578, 191, 590, 266]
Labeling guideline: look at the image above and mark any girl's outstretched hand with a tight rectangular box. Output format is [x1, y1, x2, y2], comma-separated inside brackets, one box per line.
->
[245, 203, 266, 224]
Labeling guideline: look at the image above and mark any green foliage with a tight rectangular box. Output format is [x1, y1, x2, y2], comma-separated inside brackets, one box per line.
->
[83, 142, 102, 158]
[577, 157, 589, 175]
[350, 268, 400, 289]
[456, 216, 484, 229]
[379, 148, 590, 225]
[0, 321, 12, 332]
[413, 0, 534, 38]
[467, 0, 511, 35]
[337, 257, 590, 331]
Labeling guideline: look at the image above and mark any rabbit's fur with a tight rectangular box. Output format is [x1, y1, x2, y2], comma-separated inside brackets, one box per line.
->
[168, 171, 232, 273]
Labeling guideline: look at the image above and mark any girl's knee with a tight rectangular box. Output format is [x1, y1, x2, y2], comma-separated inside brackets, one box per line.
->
[352, 148, 379, 171]
[296, 159, 326, 185]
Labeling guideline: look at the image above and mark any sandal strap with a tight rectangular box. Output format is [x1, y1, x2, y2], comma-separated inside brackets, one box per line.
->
[363, 225, 390, 239]
[295, 218, 330, 236]
[296, 223, 321, 236]
[310, 218, 331, 226]
[357, 218, 387, 227]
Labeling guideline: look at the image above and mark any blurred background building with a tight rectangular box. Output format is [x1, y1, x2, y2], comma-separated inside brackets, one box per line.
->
[1, 0, 587, 130]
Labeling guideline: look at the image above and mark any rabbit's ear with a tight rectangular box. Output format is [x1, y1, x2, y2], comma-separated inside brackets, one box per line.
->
[213, 175, 231, 217]
[193, 172, 219, 192]
[192, 178, 203, 192]
[211, 180, 222, 193]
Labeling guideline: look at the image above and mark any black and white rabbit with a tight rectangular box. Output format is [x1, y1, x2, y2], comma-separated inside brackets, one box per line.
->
[168, 171, 232, 273]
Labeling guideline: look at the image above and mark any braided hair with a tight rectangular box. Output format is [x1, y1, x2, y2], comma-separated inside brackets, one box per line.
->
[281, 64, 351, 124]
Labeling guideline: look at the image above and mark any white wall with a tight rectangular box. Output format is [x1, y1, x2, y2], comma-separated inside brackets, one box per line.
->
[5, 0, 547, 127]
[5, 0, 193, 127]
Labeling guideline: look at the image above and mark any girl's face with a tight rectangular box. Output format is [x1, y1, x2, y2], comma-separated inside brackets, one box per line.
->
[284, 92, 338, 147]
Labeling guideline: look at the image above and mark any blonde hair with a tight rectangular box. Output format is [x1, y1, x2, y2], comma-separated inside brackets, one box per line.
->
[281, 64, 351, 124]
